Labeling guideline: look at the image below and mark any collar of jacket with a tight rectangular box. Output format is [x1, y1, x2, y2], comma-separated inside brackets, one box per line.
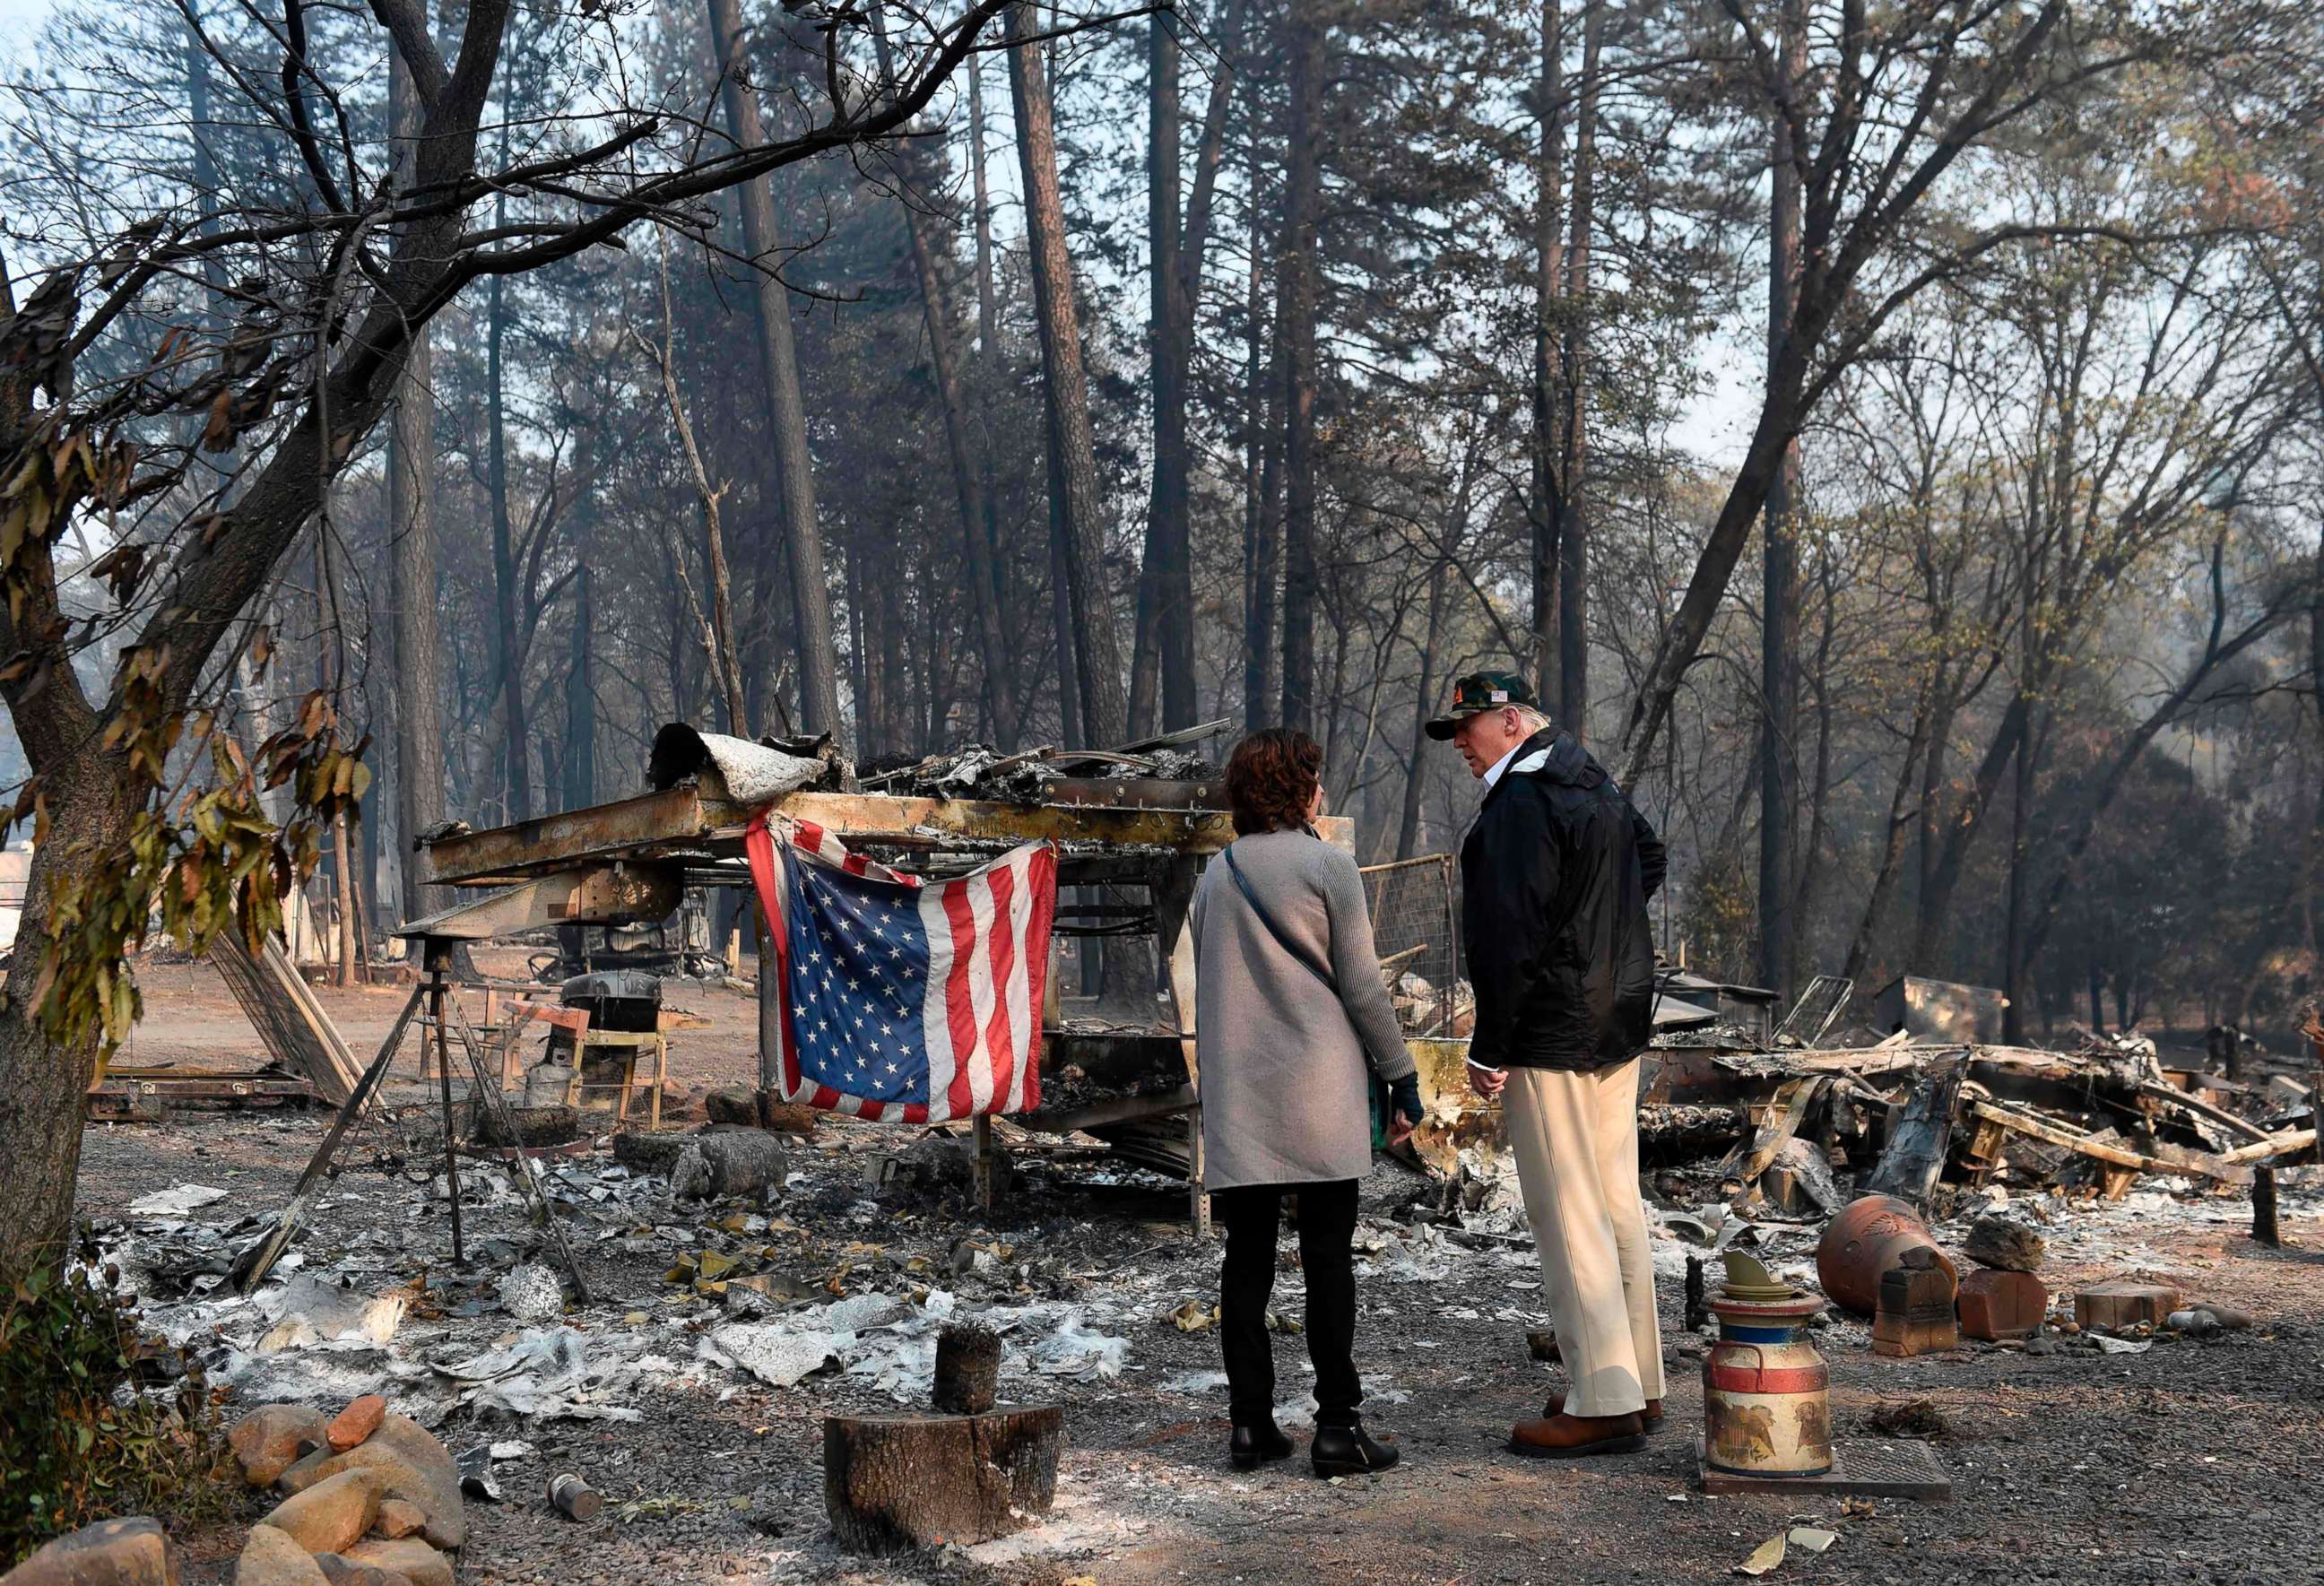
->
[1480, 727, 1604, 806]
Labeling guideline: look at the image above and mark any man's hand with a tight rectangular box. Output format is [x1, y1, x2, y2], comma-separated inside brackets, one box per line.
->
[1467, 1061, 1506, 1101]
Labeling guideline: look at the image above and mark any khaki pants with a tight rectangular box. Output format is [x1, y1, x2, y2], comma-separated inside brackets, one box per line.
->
[1504, 1059, 1665, 1417]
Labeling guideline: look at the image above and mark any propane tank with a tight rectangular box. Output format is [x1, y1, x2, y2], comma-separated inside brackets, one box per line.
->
[1702, 1252, 1833, 1478]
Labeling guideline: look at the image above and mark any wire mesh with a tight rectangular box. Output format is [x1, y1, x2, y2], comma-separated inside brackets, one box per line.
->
[1360, 854, 1460, 1036]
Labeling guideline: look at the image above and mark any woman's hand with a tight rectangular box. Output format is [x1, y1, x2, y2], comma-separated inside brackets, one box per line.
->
[1386, 1074, 1424, 1147]
[1466, 1061, 1506, 1101]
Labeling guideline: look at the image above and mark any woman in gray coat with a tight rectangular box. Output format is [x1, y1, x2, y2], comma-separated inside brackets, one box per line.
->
[1192, 728, 1424, 1476]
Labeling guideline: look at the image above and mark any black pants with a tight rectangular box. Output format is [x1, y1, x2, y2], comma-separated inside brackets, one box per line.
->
[1214, 1178, 1362, 1429]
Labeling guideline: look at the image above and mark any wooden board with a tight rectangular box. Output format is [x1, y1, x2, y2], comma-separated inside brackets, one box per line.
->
[209, 933, 364, 1105]
[420, 784, 1355, 886]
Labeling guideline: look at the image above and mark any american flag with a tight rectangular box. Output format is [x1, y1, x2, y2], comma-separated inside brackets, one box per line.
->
[743, 815, 1056, 1122]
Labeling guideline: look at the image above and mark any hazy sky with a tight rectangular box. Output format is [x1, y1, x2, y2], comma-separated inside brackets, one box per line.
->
[0, 0, 47, 57]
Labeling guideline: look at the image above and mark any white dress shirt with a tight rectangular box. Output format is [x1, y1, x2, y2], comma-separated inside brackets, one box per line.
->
[1481, 740, 1526, 791]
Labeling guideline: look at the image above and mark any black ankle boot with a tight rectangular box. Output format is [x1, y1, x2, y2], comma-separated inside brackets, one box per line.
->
[1230, 1421, 1296, 1469]
[1310, 1419, 1400, 1477]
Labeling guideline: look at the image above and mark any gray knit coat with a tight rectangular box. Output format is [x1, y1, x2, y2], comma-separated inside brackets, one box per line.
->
[1190, 829, 1418, 1191]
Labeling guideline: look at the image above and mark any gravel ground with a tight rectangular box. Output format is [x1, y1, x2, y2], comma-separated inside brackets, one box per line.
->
[68, 958, 2324, 1585]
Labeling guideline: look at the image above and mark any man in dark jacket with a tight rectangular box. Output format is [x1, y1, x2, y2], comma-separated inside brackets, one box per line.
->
[1429, 671, 1667, 1460]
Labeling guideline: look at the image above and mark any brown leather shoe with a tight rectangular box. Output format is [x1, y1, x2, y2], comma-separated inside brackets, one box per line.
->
[1540, 1393, 1664, 1430]
[1507, 1411, 1649, 1460]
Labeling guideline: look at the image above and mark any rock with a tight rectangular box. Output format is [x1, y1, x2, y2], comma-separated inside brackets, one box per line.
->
[275, 1449, 334, 1495]
[1964, 1214, 2046, 1273]
[308, 1556, 411, 1586]
[307, 1414, 466, 1551]
[258, 1469, 383, 1556]
[704, 1088, 759, 1126]
[672, 1131, 785, 1200]
[1, 1517, 178, 1586]
[326, 1396, 386, 1453]
[232, 1405, 332, 1486]
[704, 1088, 816, 1133]
[2201, 1303, 2255, 1330]
[1525, 1329, 1559, 1363]
[234, 1525, 326, 1586]
[369, 1501, 425, 1541]
[495, 1264, 562, 1322]
[337, 1545, 447, 1586]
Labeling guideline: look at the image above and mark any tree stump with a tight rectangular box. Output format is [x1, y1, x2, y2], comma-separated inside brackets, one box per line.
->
[823, 1408, 1062, 1554]
[932, 1323, 1002, 1415]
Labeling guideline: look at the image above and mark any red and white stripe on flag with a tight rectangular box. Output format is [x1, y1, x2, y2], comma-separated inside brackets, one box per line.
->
[743, 814, 1055, 1122]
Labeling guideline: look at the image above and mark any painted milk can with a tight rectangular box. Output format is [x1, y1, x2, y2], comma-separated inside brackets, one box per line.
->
[1702, 1253, 1833, 1478]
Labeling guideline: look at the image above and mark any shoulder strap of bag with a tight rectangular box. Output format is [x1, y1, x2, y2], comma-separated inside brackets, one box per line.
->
[1222, 843, 1339, 995]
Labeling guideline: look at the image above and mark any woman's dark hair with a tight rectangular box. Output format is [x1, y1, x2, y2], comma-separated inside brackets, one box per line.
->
[1225, 728, 1324, 836]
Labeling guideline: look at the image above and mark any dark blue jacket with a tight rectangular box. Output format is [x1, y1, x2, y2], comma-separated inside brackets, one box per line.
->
[1460, 729, 1665, 1070]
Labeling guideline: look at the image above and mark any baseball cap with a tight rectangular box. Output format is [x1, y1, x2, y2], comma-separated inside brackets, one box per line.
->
[1423, 671, 1537, 740]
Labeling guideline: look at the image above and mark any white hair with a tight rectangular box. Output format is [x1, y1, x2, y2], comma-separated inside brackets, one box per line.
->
[1510, 704, 1553, 735]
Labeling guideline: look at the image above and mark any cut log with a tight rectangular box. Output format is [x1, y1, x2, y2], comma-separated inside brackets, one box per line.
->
[672, 1131, 786, 1200]
[469, 1102, 579, 1148]
[932, 1324, 1001, 1415]
[824, 1407, 1062, 1554]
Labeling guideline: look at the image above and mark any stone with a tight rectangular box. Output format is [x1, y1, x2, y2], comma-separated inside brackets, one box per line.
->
[0, 1517, 178, 1586]
[703, 1088, 759, 1126]
[369, 1501, 425, 1542]
[231, 1405, 332, 1486]
[326, 1397, 386, 1453]
[307, 1415, 465, 1550]
[2074, 1280, 2181, 1333]
[308, 1556, 411, 1586]
[275, 1449, 334, 1495]
[1963, 1214, 2046, 1273]
[258, 1469, 383, 1556]
[1957, 1269, 2046, 1341]
[338, 1544, 448, 1586]
[234, 1525, 326, 1586]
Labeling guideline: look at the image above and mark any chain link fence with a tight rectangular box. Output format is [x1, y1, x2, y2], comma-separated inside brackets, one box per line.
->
[1361, 854, 1461, 1035]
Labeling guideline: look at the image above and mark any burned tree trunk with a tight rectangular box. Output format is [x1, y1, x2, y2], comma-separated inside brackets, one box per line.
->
[388, 38, 447, 930]
[1276, 1, 1323, 734]
[1556, 0, 1600, 735]
[1756, 0, 1804, 1006]
[705, 0, 842, 744]
[1008, 2, 1126, 747]
[872, 13, 1017, 749]
[1528, 0, 1565, 705]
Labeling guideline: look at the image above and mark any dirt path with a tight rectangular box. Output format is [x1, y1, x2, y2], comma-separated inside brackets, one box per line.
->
[69, 960, 2324, 1585]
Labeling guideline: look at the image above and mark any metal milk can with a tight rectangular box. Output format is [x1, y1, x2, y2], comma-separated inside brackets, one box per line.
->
[1703, 1253, 1833, 1478]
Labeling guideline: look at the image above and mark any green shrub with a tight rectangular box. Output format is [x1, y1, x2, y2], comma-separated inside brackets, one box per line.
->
[0, 1234, 233, 1567]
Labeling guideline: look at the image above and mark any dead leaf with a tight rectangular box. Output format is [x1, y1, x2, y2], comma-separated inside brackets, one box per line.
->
[1735, 1532, 1786, 1577]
